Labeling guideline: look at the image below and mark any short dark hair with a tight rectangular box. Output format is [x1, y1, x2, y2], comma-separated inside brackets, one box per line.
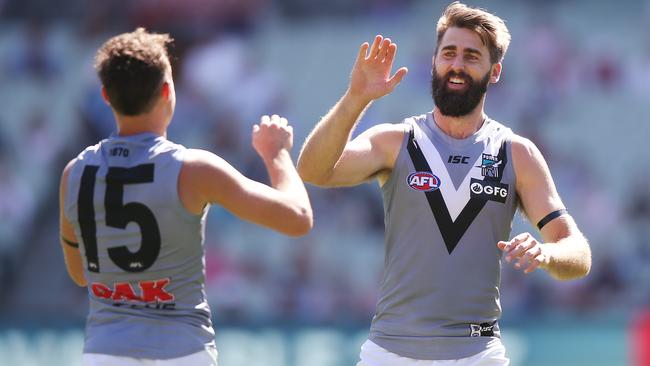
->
[436, 2, 511, 64]
[95, 28, 173, 116]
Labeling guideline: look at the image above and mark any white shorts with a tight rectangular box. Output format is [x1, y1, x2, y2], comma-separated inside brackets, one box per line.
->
[83, 346, 218, 366]
[357, 339, 509, 366]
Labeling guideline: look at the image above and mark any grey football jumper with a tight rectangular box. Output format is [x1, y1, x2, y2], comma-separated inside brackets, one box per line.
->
[369, 113, 518, 360]
[64, 133, 214, 359]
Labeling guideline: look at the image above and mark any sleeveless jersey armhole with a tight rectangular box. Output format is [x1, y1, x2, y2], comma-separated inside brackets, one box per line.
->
[173, 148, 208, 220]
[380, 123, 411, 190]
[505, 132, 521, 210]
[63, 160, 79, 223]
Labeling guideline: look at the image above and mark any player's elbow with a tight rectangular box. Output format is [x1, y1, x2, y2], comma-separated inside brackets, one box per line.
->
[297, 166, 319, 186]
[552, 264, 590, 281]
[551, 249, 592, 281]
[550, 234, 592, 280]
[274, 203, 313, 237]
[572, 240, 592, 279]
[297, 167, 333, 187]
[576, 251, 592, 279]
[297, 159, 330, 187]
[283, 207, 314, 237]
[63, 255, 88, 287]
[70, 273, 88, 287]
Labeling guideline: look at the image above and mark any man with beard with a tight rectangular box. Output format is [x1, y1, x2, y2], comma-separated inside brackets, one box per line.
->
[298, 2, 591, 365]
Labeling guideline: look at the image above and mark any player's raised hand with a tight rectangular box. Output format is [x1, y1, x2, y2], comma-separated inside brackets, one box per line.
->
[252, 114, 294, 161]
[348, 35, 408, 103]
[497, 232, 550, 274]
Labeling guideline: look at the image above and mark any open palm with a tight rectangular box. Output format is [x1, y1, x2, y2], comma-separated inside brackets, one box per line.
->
[349, 35, 408, 102]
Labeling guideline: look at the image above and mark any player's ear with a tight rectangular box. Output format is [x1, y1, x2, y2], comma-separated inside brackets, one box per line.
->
[161, 82, 171, 100]
[101, 86, 111, 105]
[431, 54, 436, 76]
[490, 62, 502, 83]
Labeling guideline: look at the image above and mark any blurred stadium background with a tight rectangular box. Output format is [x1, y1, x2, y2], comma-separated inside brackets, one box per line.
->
[0, 0, 649, 365]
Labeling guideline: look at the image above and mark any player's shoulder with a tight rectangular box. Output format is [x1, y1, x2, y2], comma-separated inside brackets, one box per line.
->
[362, 112, 424, 139]
[151, 136, 187, 154]
[508, 133, 549, 178]
[509, 133, 540, 158]
[398, 112, 431, 132]
[179, 149, 240, 201]
[359, 122, 409, 157]
[181, 148, 232, 174]
[405, 112, 430, 125]
[60, 141, 103, 187]
[182, 148, 220, 163]
[363, 122, 408, 138]
[70, 140, 107, 164]
[479, 117, 514, 141]
[60, 157, 78, 186]
[63, 140, 104, 174]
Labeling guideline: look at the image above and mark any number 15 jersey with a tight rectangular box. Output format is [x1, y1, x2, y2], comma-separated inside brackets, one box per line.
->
[64, 132, 215, 359]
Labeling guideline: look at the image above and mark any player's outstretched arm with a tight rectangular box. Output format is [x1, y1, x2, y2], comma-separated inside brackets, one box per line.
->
[180, 115, 312, 237]
[497, 135, 591, 280]
[297, 35, 407, 187]
[59, 159, 87, 287]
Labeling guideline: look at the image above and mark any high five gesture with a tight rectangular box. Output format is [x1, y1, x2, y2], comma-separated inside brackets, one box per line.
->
[298, 35, 409, 187]
[349, 35, 408, 103]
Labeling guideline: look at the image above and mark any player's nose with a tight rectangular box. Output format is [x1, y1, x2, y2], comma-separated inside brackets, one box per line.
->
[450, 58, 465, 72]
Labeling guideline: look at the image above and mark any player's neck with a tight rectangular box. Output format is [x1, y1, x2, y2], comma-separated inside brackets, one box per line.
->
[433, 103, 486, 140]
[114, 110, 169, 138]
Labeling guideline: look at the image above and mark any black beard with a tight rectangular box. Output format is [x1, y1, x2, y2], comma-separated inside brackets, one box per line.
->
[430, 67, 490, 117]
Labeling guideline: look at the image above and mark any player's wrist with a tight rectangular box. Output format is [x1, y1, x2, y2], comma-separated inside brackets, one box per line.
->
[344, 88, 374, 108]
[261, 148, 292, 167]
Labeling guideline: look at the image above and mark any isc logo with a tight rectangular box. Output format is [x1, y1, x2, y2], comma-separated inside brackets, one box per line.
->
[448, 155, 470, 164]
[407, 172, 441, 191]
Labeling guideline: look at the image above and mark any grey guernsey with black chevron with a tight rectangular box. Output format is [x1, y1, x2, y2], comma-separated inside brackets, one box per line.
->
[369, 112, 518, 360]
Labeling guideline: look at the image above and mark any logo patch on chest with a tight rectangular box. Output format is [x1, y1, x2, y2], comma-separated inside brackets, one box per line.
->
[469, 178, 509, 203]
[477, 153, 501, 178]
[407, 172, 441, 191]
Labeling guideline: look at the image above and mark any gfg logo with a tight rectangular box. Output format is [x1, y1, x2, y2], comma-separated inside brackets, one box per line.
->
[407, 172, 441, 192]
[470, 179, 509, 203]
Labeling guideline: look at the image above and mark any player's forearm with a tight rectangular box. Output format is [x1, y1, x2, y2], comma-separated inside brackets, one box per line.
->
[297, 91, 370, 185]
[62, 251, 88, 287]
[543, 233, 591, 280]
[263, 150, 313, 236]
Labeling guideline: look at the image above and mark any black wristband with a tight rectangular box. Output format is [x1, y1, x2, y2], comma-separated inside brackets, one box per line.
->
[536, 208, 568, 230]
[62, 237, 79, 248]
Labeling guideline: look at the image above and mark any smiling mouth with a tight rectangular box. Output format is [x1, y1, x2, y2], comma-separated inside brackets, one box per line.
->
[448, 77, 466, 85]
[446, 76, 469, 90]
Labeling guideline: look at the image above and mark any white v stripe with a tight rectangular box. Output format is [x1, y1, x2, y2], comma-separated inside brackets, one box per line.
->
[411, 122, 484, 221]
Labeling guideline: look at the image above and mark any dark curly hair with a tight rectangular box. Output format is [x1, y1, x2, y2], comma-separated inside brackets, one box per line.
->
[95, 28, 173, 116]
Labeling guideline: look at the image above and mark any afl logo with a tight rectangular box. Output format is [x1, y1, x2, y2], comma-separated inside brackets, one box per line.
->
[407, 172, 441, 191]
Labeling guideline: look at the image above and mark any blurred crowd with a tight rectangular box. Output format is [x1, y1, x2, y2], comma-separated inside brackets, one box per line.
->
[0, 0, 649, 327]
